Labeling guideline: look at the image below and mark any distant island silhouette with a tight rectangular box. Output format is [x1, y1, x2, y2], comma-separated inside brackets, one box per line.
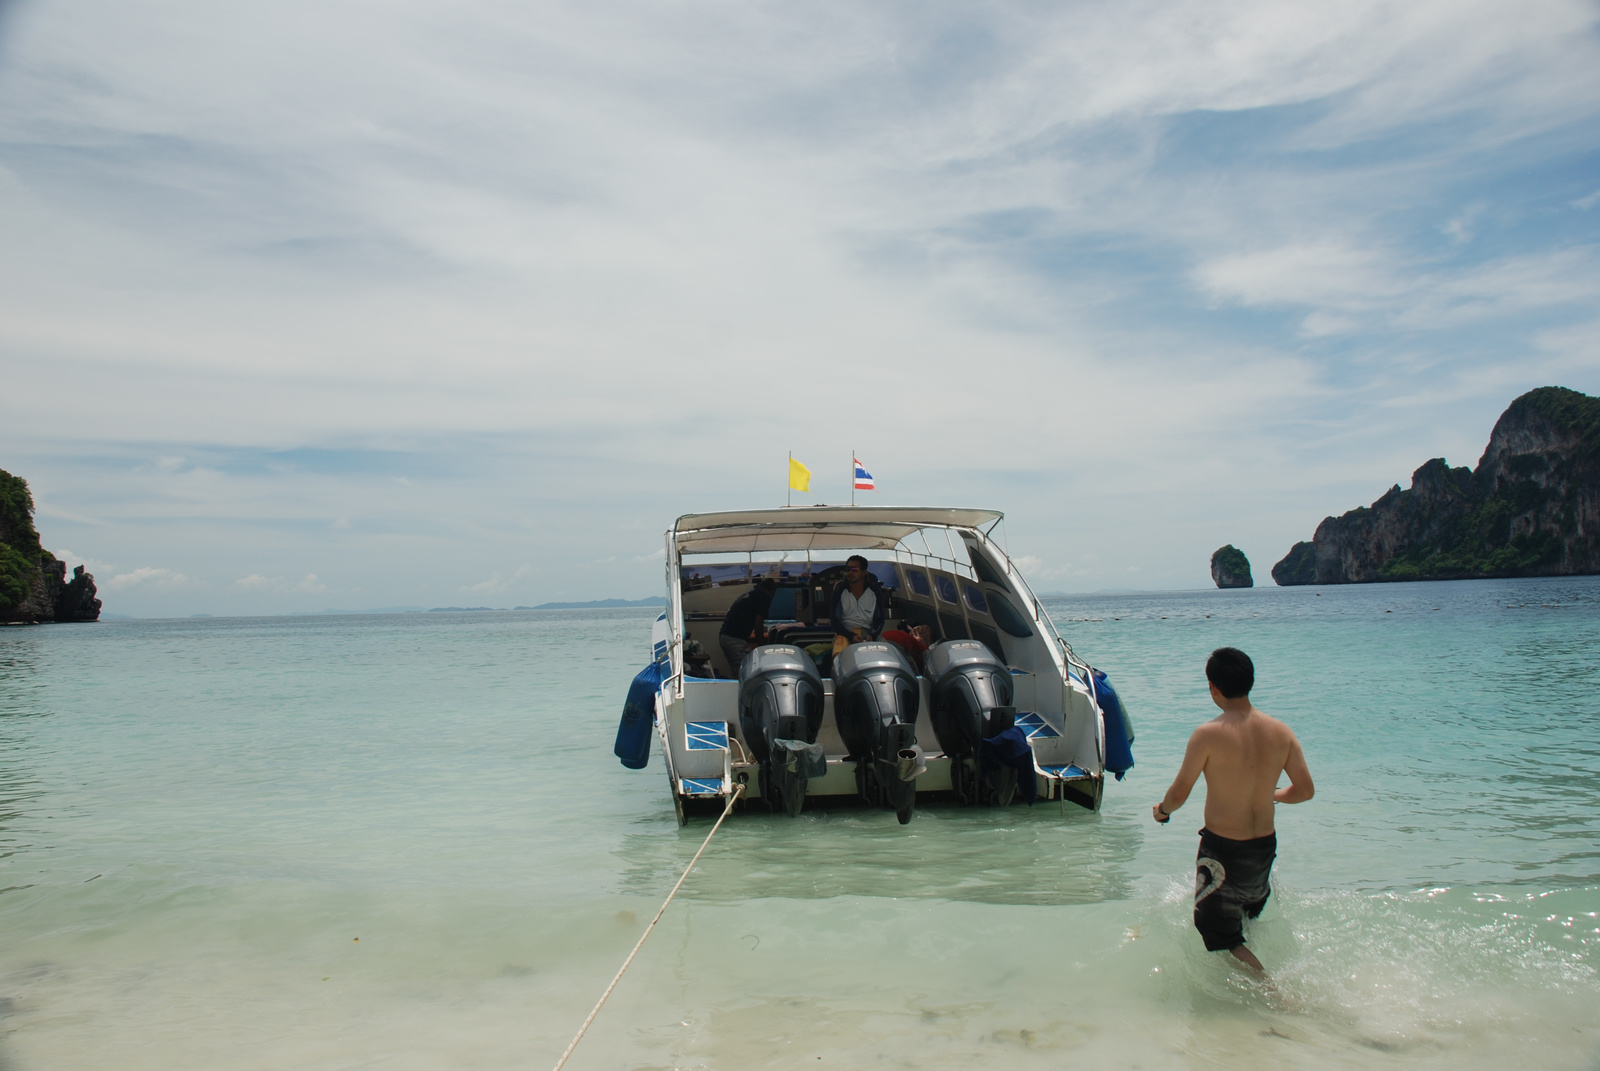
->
[518, 597, 666, 610]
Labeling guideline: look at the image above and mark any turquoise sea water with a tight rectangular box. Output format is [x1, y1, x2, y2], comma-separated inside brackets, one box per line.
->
[2, 578, 1598, 1069]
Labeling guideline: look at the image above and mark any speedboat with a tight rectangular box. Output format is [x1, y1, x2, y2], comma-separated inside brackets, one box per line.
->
[614, 507, 1133, 824]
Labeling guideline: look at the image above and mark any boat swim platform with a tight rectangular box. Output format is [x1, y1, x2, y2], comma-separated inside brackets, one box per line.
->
[672, 753, 1101, 818]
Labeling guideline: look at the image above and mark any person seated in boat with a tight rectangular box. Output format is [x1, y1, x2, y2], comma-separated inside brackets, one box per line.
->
[830, 556, 886, 654]
[681, 638, 713, 679]
[882, 624, 933, 671]
[719, 578, 778, 672]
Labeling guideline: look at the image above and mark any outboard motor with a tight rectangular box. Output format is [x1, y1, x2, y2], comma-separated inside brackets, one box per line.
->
[738, 645, 825, 816]
[832, 641, 923, 824]
[926, 640, 1017, 806]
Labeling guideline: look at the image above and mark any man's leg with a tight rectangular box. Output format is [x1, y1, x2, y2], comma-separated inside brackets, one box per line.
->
[719, 635, 750, 676]
[1195, 847, 1262, 972]
[1228, 945, 1264, 972]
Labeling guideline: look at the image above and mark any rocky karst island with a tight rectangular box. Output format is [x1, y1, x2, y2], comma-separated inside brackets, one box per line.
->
[1, 468, 101, 623]
[1210, 545, 1253, 588]
[1273, 386, 1599, 585]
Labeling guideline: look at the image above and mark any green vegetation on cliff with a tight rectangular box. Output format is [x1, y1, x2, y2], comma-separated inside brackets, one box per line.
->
[1210, 544, 1253, 588]
[1379, 389, 1596, 580]
[0, 469, 44, 610]
[1, 467, 94, 622]
[1273, 387, 1600, 585]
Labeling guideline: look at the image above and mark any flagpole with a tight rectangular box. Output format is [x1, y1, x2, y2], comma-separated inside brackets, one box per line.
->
[788, 451, 792, 508]
[850, 449, 854, 507]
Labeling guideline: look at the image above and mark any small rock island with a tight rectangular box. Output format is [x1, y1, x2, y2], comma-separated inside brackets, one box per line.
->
[1, 468, 102, 623]
[1211, 545, 1253, 588]
[1273, 386, 1600, 585]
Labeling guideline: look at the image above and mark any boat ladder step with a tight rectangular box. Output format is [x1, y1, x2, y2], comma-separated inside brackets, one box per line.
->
[1014, 711, 1060, 739]
[1037, 763, 1090, 780]
[685, 721, 729, 750]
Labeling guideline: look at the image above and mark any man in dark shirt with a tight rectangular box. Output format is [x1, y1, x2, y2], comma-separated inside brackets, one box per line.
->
[719, 578, 778, 674]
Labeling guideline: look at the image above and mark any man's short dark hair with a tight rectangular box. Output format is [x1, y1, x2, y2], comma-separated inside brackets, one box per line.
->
[1206, 647, 1254, 699]
[756, 577, 778, 592]
[846, 555, 869, 570]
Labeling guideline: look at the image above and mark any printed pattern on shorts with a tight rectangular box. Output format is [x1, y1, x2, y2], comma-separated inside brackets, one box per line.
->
[1194, 855, 1226, 905]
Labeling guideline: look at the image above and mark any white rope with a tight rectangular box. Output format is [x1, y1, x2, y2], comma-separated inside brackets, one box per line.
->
[550, 785, 744, 1071]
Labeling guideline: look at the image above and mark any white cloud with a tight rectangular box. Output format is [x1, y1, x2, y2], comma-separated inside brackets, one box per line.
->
[461, 564, 535, 595]
[1195, 242, 1398, 311]
[1442, 205, 1484, 244]
[464, 573, 505, 595]
[235, 573, 279, 591]
[1397, 248, 1600, 329]
[1300, 311, 1361, 338]
[52, 549, 116, 574]
[292, 573, 327, 593]
[1196, 243, 1600, 334]
[104, 567, 191, 592]
[33, 503, 109, 527]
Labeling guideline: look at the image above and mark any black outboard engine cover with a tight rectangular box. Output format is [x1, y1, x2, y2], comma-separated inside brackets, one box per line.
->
[738, 644, 825, 816]
[926, 640, 1018, 806]
[927, 640, 1015, 757]
[832, 641, 923, 824]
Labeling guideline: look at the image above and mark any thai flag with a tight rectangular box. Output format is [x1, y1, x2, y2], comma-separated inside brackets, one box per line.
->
[853, 457, 875, 491]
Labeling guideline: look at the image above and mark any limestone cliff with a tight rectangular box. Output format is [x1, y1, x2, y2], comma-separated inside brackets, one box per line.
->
[0, 468, 102, 623]
[1210, 545, 1253, 588]
[1272, 387, 1600, 584]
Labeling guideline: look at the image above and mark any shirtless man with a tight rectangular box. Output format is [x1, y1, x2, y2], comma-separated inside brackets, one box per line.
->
[1152, 647, 1314, 972]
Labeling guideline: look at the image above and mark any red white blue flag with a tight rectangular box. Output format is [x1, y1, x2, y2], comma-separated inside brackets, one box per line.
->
[853, 457, 875, 491]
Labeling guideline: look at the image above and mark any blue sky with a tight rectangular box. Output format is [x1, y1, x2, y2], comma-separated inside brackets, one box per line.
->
[2, 0, 1598, 616]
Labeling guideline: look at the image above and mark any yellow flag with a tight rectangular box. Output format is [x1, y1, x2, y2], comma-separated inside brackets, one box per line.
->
[789, 457, 811, 492]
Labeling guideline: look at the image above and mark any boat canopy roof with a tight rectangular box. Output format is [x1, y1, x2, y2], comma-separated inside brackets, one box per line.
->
[672, 506, 1004, 555]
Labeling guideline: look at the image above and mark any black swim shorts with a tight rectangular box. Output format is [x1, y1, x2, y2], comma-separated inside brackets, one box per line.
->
[1193, 828, 1276, 952]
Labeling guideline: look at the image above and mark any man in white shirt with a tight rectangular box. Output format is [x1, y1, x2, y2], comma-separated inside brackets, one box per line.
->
[830, 555, 886, 653]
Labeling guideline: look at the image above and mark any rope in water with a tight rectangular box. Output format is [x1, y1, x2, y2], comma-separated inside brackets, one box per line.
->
[549, 783, 744, 1071]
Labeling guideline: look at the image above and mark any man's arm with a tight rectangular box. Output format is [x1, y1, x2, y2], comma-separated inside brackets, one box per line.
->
[754, 591, 775, 640]
[1153, 728, 1208, 823]
[1273, 736, 1314, 804]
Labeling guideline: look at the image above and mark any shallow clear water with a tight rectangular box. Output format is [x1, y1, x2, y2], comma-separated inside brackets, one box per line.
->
[1, 578, 1597, 1069]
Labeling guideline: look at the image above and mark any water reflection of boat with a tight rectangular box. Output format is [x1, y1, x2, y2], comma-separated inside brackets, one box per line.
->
[615, 507, 1132, 825]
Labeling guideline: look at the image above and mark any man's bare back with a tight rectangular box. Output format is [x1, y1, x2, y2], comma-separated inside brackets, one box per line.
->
[1152, 648, 1313, 971]
[1153, 684, 1313, 837]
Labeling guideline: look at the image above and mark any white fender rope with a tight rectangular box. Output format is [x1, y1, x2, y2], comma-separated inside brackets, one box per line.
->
[550, 784, 744, 1071]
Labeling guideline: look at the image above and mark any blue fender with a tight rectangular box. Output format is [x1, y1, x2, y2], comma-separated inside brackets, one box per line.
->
[614, 661, 663, 770]
[1092, 668, 1135, 781]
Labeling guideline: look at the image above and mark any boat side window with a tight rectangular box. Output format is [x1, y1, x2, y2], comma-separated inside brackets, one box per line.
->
[934, 575, 959, 604]
[867, 563, 900, 590]
[966, 543, 1009, 587]
[985, 590, 1035, 638]
[962, 584, 989, 615]
[904, 568, 932, 598]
